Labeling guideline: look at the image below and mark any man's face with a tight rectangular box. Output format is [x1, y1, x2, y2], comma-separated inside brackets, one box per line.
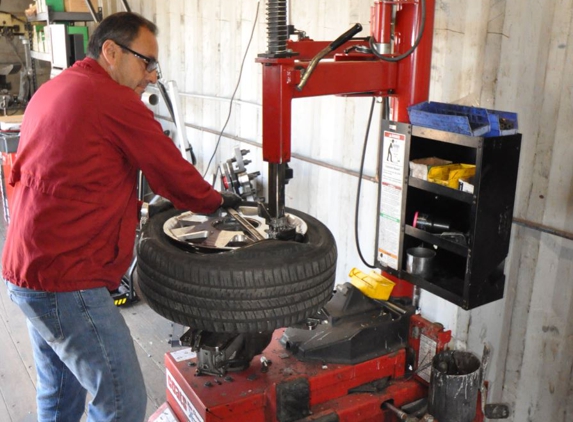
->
[110, 27, 159, 95]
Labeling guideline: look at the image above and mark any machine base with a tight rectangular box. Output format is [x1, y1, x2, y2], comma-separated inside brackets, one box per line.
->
[158, 330, 429, 422]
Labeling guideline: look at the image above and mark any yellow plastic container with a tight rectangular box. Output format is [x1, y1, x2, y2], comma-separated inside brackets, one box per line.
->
[349, 268, 395, 300]
[428, 163, 476, 189]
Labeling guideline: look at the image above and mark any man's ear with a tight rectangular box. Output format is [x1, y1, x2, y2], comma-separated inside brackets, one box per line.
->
[100, 39, 119, 67]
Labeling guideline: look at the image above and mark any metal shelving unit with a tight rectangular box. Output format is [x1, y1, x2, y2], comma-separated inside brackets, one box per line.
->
[27, 8, 101, 67]
[377, 122, 522, 310]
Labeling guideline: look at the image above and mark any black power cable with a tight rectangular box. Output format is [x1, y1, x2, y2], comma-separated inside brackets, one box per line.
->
[354, 97, 377, 269]
[203, 0, 261, 179]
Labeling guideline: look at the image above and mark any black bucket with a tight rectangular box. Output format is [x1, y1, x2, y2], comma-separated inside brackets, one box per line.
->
[428, 350, 481, 422]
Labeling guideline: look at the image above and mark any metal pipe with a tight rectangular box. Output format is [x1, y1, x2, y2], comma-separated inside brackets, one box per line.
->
[267, 163, 286, 219]
[512, 217, 573, 242]
[384, 402, 418, 421]
[155, 114, 378, 183]
[121, 0, 132, 12]
[177, 91, 261, 108]
[84, 0, 100, 23]
[379, 300, 407, 316]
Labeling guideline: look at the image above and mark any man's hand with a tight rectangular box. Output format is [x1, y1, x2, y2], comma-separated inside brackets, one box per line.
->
[220, 191, 242, 209]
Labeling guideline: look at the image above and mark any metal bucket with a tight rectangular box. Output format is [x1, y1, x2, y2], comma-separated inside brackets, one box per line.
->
[406, 247, 436, 278]
[428, 350, 481, 422]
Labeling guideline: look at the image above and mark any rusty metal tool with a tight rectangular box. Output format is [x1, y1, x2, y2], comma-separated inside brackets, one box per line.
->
[226, 207, 266, 242]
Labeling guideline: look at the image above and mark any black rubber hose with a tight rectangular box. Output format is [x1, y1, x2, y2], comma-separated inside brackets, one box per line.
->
[354, 97, 377, 269]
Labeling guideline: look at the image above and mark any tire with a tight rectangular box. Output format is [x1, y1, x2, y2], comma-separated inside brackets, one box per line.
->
[135, 206, 337, 333]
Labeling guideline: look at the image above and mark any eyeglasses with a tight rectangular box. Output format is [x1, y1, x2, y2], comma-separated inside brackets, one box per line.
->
[114, 41, 159, 73]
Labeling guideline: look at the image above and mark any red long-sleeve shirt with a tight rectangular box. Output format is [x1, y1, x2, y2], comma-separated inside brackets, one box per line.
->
[2, 58, 222, 292]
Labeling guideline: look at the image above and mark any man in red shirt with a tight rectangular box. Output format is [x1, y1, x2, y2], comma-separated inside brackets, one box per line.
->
[3, 12, 240, 422]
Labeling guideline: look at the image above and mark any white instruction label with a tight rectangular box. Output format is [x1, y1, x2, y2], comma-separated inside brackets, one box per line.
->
[150, 406, 178, 422]
[166, 370, 204, 422]
[418, 334, 437, 383]
[170, 348, 196, 362]
[378, 130, 407, 270]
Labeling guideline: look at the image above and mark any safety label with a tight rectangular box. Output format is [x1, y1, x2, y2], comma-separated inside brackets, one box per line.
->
[170, 348, 197, 362]
[166, 370, 204, 422]
[378, 129, 407, 270]
[149, 404, 178, 422]
[417, 334, 437, 383]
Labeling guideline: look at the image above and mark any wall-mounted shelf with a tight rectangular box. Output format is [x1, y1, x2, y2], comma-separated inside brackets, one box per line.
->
[377, 121, 522, 310]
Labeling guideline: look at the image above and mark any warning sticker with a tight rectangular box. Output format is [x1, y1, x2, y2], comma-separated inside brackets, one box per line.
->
[170, 348, 196, 362]
[378, 130, 407, 270]
[167, 370, 204, 422]
[417, 334, 437, 383]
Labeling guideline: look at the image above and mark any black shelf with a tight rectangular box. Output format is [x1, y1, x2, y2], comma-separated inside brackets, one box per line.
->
[408, 176, 474, 204]
[404, 225, 469, 257]
[29, 11, 97, 23]
[411, 126, 482, 148]
[400, 272, 465, 307]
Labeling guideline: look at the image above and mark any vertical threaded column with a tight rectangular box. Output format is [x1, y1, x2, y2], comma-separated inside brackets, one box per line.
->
[266, 0, 289, 56]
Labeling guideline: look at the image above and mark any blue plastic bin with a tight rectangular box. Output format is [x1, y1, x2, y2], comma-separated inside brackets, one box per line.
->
[408, 102, 490, 136]
[483, 109, 518, 137]
[408, 101, 518, 137]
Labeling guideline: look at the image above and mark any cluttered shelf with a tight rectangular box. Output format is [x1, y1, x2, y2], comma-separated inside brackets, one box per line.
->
[25, 0, 100, 65]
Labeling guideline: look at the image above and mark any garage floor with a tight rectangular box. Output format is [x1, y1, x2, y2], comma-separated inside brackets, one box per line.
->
[0, 210, 183, 421]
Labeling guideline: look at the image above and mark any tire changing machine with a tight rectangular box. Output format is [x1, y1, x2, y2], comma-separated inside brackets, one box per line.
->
[150, 1, 517, 421]
[150, 281, 457, 422]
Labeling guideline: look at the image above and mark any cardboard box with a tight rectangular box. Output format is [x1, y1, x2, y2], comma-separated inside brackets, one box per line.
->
[459, 176, 475, 194]
[65, 0, 91, 12]
[409, 157, 453, 180]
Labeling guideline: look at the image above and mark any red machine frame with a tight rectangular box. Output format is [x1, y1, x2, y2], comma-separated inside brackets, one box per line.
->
[257, 0, 436, 165]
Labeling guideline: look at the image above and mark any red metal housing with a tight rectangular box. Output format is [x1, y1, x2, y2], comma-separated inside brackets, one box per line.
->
[154, 317, 485, 422]
[258, 0, 436, 164]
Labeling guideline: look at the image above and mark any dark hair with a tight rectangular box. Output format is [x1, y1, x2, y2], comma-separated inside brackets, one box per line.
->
[87, 12, 158, 58]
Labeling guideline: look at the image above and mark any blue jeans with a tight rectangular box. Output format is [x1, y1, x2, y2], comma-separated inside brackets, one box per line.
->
[6, 282, 147, 422]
